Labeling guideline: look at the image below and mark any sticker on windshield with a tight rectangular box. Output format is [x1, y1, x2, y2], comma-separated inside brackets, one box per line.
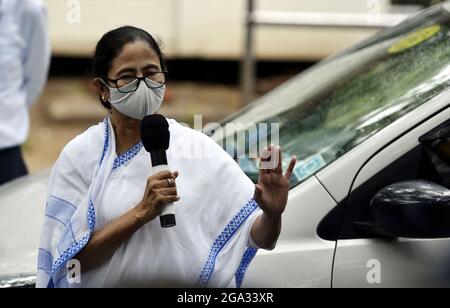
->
[388, 24, 441, 54]
[292, 154, 327, 182]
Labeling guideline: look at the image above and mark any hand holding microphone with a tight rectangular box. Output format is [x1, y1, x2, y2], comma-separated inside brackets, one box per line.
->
[138, 114, 178, 228]
[136, 170, 180, 226]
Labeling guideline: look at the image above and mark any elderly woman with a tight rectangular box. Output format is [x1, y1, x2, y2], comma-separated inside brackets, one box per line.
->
[37, 26, 296, 288]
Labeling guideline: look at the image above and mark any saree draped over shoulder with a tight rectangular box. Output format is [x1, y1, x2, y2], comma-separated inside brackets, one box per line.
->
[37, 118, 261, 288]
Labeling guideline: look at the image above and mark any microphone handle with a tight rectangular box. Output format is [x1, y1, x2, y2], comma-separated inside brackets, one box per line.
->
[151, 153, 176, 228]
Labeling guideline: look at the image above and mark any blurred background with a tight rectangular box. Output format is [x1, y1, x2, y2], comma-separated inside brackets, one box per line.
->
[25, 0, 445, 173]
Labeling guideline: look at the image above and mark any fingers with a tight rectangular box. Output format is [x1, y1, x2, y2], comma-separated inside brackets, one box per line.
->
[263, 145, 272, 160]
[260, 145, 276, 173]
[259, 145, 298, 180]
[284, 156, 297, 180]
[150, 179, 177, 189]
[259, 145, 283, 174]
[157, 195, 181, 206]
[145, 171, 179, 198]
[147, 187, 180, 208]
[275, 146, 282, 175]
[149, 171, 177, 181]
[259, 145, 270, 170]
[152, 195, 181, 215]
[157, 187, 178, 196]
[254, 184, 263, 202]
[146, 171, 179, 188]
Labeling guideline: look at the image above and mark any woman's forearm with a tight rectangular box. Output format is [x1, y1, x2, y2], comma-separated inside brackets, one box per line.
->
[75, 207, 147, 273]
[250, 213, 282, 250]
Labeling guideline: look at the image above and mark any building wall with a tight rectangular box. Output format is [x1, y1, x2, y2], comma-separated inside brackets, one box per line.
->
[46, 0, 394, 60]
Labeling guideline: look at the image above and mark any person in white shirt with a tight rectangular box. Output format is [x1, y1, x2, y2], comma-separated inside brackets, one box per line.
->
[0, 0, 50, 185]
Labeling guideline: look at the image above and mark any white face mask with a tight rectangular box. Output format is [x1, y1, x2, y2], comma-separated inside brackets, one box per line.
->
[102, 78, 165, 120]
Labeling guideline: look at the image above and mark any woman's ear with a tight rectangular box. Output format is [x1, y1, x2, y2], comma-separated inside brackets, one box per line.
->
[93, 78, 109, 102]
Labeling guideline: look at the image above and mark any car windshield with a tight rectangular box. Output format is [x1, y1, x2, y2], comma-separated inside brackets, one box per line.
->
[214, 6, 450, 186]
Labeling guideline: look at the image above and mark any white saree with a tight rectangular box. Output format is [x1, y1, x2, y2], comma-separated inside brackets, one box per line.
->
[36, 118, 262, 288]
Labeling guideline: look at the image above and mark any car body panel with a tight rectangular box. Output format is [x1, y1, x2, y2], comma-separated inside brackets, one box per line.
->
[333, 238, 450, 288]
[332, 107, 450, 288]
[0, 171, 48, 287]
[242, 176, 336, 288]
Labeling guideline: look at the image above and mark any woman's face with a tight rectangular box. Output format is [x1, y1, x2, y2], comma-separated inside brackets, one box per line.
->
[98, 40, 162, 107]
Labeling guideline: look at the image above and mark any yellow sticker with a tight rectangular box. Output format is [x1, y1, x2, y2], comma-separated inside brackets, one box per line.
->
[388, 25, 441, 54]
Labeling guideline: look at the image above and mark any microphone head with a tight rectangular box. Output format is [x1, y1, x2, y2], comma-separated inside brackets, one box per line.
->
[141, 114, 170, 151]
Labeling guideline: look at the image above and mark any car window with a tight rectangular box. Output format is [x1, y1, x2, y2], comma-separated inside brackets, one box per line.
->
[420, 121, 450, 188]
[318, 119, 450, 240]
[215, 8, 450, 187]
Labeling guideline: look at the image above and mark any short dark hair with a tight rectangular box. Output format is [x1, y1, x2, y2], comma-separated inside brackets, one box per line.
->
[92, 26, 167, 109]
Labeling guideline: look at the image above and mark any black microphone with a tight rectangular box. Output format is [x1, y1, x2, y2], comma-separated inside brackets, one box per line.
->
[141, 114, 176, 228]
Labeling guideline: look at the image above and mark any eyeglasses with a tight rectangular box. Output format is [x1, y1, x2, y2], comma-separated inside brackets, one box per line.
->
[105, 71, 168, 94]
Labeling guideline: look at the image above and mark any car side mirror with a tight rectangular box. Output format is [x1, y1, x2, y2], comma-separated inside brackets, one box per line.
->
[367, 180, 450, 239]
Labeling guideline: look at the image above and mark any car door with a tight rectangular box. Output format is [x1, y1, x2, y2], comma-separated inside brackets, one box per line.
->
[332, 107, 450, 288]
[241, 176, 337, 288]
